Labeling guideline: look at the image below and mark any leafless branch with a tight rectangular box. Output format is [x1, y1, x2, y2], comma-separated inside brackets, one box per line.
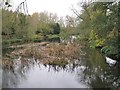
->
[70, 7, 84, 20]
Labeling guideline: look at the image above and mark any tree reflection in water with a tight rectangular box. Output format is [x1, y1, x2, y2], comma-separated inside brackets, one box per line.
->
[79, 48, 120, 89]
[2, 48, 120, 89]
[2, 56, 89, 88]
[2, 57, 35, 88]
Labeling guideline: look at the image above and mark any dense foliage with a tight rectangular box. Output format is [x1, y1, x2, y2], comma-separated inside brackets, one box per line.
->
[77, 1, 119, 60]
[2, 10, 62, 46]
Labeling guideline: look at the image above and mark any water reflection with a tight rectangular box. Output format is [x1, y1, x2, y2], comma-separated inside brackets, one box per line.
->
[83, 49, 120, 89]
[2, 57, 35, 88]
[2, 56, 89, 88]
[2, 48, 120, 89]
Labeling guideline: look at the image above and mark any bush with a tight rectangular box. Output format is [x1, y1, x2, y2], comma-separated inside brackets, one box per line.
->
[101, 46, 118, 58]
[10, 39, 22, 44]
[2, 39, 22, 45]
[89, 30, 105, 48]
[32, 35, 44, 42]
[95, 39, 105, 48]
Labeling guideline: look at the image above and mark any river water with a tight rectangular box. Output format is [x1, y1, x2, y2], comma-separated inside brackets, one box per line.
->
[2, 47, 120, 89]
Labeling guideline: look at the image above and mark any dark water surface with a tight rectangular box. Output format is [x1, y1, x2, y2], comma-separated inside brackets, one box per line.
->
[2, 48, 120, 89]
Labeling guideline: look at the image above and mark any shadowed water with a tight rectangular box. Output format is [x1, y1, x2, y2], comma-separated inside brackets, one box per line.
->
[2, 48, 120, 89]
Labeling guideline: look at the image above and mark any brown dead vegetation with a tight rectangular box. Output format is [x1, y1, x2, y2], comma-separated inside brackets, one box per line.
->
[3, 42, 86, 65]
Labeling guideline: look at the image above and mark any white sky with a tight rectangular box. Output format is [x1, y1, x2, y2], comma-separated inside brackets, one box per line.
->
[12, 0, 80, 17]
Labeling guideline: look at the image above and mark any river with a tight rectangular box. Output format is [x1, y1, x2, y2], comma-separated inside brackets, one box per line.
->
[2, 43, 120, 89]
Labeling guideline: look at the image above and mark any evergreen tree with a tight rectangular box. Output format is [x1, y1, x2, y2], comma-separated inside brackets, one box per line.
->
[53, 23, 60, 34]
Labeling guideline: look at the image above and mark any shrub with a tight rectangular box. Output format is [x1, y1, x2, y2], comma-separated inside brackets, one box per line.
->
[101, 46, 118, 57]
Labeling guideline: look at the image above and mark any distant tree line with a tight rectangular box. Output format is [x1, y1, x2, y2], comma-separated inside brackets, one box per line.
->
[2, 10, 61, 42]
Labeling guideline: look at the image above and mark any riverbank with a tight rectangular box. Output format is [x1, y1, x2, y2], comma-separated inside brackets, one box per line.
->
[3, 42, 86, 66]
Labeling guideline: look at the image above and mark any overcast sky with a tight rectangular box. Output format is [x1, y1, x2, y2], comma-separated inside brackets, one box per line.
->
[12, 0, 80, 17]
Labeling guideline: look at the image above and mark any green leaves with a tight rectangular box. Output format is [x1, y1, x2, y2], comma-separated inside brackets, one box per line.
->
[101, 46, 118, 58]
[77, 1, 119, 59]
